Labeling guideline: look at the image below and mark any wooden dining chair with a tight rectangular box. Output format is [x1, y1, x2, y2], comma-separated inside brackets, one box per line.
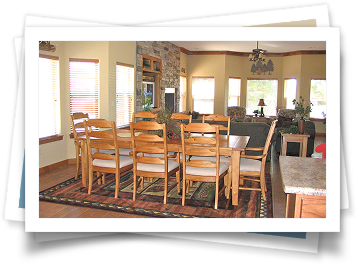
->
[180, 122, 229, 209]
[227, 120, 277, 201]
[130, 120, 180, 204]
[70, 112, 90, 180]
[132, 111, 157, 123]
[171, 112, 192, 124]
[202, 114, 231, 136]
[84, 119, 134, 197]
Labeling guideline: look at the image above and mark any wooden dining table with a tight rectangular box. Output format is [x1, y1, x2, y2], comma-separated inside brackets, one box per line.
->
[77, 129, 250, 206]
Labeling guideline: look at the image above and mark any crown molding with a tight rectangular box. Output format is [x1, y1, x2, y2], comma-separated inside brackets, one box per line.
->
[179, 48, 326, 57]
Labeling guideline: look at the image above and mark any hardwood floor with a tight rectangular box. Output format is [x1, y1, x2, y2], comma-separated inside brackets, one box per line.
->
[39, 135, 326, 218]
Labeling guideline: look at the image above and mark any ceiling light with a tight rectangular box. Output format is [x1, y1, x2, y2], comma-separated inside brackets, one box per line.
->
[249, 41, 266, 62]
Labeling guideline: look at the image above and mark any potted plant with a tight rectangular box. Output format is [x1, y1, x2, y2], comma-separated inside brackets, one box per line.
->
[253, 109, 260, 117]
[292, 96, 313, 134]
[279, 125, 299, 135]
[156, 108, 181, 140]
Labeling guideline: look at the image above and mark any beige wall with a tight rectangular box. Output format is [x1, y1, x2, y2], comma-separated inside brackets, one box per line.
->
[39, 41, 136, 168]
[184, 52, 326, 133]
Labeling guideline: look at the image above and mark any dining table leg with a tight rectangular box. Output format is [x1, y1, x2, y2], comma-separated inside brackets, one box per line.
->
[80, 139, 88, 187]
[230, 150, 241, 206]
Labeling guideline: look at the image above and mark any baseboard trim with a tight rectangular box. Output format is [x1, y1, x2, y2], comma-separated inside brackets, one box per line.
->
[39, 159, 76, 174]
[316, 132, 326, 136]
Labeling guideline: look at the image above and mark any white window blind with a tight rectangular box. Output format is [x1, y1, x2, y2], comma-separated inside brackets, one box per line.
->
[116, 63, 134, 127]
[69, 59, 99, 120]
[192, 77, 215, 114]
[39, 55, 60, 138]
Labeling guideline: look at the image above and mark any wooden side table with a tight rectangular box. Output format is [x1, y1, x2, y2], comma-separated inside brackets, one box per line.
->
[281, 133, 310, 157]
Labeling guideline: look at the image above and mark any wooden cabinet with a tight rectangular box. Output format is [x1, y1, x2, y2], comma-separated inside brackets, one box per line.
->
[142, 54, 161, 108]
[286, 194, 326, 218]
[142, 54, 161, 73]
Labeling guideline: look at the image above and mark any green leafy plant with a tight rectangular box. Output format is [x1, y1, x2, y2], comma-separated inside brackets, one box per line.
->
[292, 96, 313, 118]
[155, 108, 182, 140]
[279, 125, 299, 134]
[142, 97, 152, 112]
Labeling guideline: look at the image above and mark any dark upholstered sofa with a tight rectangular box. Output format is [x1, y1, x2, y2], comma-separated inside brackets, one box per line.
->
[190, 117, 316, 159]
[191, 119, 272, 161]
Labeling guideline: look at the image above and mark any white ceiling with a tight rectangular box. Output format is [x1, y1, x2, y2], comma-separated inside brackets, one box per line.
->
[170, 41, 326, 53]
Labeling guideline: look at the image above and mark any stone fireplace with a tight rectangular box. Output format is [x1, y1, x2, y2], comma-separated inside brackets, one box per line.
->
[136, 41, 181, 112]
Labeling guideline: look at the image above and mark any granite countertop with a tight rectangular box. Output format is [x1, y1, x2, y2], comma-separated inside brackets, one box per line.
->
[279, 156, 326, 196]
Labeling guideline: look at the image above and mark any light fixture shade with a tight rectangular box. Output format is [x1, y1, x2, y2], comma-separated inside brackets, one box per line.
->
[257, 99, 267, 106]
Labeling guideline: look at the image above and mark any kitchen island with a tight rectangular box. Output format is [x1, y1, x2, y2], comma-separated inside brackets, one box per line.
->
[279, 156, 326, 218]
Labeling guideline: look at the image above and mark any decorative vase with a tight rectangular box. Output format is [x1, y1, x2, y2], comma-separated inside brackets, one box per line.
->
[298, 117, 305, 134]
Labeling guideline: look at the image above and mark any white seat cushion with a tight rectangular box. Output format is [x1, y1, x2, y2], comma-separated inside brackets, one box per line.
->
[91, 148, 115, 155]
[179, 153, 190, 161]
[119, 148, 132, 155]
[137, 160, 179, 173]
[93, 156, 133, 169]
[186, 163, 229, 176]
[240, 158, 262, 172]
[190, 155, 230, 163]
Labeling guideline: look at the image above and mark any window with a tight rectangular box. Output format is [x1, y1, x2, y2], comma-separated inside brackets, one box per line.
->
[284, 79, 297, 109]
[116, 63, 134, 127]
[39, 55, 60, 138]
[69, 59, 99, 120]
[228, 77, 241, 106]
[179, 76, 187, 112]
[246, 79, 278, 116]
[192, 77, 215, 114]
[310, 79, 326, 119]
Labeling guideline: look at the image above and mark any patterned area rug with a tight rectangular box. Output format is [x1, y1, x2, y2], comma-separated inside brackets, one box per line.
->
[39, 171, 273, 218]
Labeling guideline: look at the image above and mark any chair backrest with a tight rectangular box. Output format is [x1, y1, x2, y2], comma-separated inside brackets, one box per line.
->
[262, 120, 277, 159]
[202, 114, 230, 136]
[130, 120, 168, 168]
[181, 122, 220, 172]
[84, 119, 118, 165]
[70, 112, 90, 138]
[171, 112, 192, 124]
[132, 111, 157, 123]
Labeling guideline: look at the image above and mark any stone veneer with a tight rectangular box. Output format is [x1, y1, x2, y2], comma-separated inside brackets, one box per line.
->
[136, 41, 181, 112]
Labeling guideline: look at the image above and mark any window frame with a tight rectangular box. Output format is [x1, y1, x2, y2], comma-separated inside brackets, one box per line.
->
[192, 76, 215, 115]
[38, 54, 62, 144]
[179, 75, 187, 112]
[69, 58, 100, 129]
[283, 78, 297, 109]
[246, 78, 279, 116]
[228, 77, 241, 107]
[309, 78, 327, 120]
[116, 62, 135, 128]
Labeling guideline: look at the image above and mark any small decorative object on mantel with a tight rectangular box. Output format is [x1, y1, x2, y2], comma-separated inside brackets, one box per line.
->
[292, 96, 313, 134]
[39, 41, 56, 52]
